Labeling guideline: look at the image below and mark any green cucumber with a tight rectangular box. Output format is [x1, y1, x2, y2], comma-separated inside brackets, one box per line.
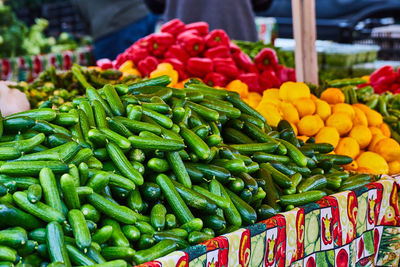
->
[260, 162, 292, 188]
[133, 239, 177, 265]
[128, 135, 184, 151]
[279, 190, 327, 206]
[226, 188, 257, 225]
[180, 126, 211, 160]
[66, 244, 96, 266]
[92, 226, 113, 244]
[156, 174, 194, 224]
[46, 221, 71, 267]
[86, 87, 113, 117]
[78, 100, 96, 127]
[150, 203, 167, 231]
[212, 179, 242, 227]
[92, 100, 108, 129]
[106, 142, 143, 186]
[122, 225, 140, 242]
[68, 209, 91, 250]
[39, 168, 63, 213]
[27, 184, 42, 204]
[188, 231, 213, 245]
[99, 128, 131, 150]
[0, 228, 27, 248]
[102, 218, 130, 247]
[101, 246, 135, 261]
[13, 191, 66, 223]
[103, 84, 125, 116]
[297, 175, 327, 193]
[60, 174, 80, 209]
[88, 193, 137, 224]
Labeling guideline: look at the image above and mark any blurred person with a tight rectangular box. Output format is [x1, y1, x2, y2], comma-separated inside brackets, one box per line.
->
[71, 0, 158, 59]
[145, 0, 272, 41]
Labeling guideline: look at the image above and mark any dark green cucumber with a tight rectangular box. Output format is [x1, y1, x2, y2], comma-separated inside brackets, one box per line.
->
[180, 126, 211, 160]
[12, 191, 66, 223]
[297, 175, 327, 193]
[260, 162, 292, 188]
[86, 87, 113, 117]
[99, 128, 131, 150]
[39, 168, 63, 213]
[103, 84, 125, 116]
[188, 231, 213, 245]
[156, 174, 194, 224]
[46, 221, 71, 267]
[0, 228, 27, 249]
[0, 133, 45, 153]
[133, 239, 177, 265]
[78, 100, 96, 127]
[106, 142, 143, 186]
[27, 184, 42, 204]
[92, 100, 108, 129]
[60, 174, 80, 209]
[171, 179, 217, 214]
[187, 162, 231, 184]
[314, 154, 353, 165]
[150, 203, 167, 231]
[92, 226, 113, 245]
[66, 244, 96, 266]
[279, 190, 327, 206]
[223, 127, 254, 144]
[129, 134, 184, 151]
[0, 147, 21, 160]
[101, 246, 135, 261]
[102, 218, 130, 247]
[68, 209, 91, 250]
[6, 108, 56, 122]
[88, 193, 137, 224]
[121, 225, 140, 242]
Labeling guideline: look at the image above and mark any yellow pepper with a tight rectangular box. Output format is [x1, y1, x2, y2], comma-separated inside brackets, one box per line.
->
[150, 63, 178, 86]
[226, 80, 248, 98]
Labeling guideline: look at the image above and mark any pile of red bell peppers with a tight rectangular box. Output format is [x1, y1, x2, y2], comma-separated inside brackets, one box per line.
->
[368, 65, 400, 94]
[107, 19, 295, 92]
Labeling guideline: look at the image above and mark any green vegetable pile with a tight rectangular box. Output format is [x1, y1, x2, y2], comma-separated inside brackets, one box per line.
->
[0, 71, 370, 266]
[10, 66, 140, 109]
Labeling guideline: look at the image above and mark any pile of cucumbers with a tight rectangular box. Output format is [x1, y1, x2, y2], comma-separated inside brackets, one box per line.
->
[0, 73, 372, 266]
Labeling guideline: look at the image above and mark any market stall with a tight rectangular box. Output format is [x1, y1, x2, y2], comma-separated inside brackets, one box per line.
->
[141, 177, 400, 267]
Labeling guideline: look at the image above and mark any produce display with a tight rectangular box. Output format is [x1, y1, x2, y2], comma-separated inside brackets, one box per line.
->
[0, 68, 371, 266]
[0, 3, 91, 59]
[240, 78, 400, 175]
[103, 19, 295, 93]
[9, 65, 140, 108]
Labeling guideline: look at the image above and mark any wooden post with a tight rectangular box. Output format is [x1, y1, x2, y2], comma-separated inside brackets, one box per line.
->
[291, 0, 319, 85]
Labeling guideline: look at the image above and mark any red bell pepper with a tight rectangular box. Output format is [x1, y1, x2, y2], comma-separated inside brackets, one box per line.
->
[254, 48, 278, 71]
[259, 69, 281, 90]
[164, 44, 190, 63]
[127, 47, 149, 64]
[177, 31, 205, 56]
[213, 58, 239, 79]
[275, 64, 296, 82]
[204, 45, 231, 59]
[186, 57, 213, 77]
[238, 73, 260, 92]
[232, 51, 257, 73]
[204, 72, 227, 87]
[163, 58, 187, 80]
[149, 33, 175, 57]
[115, 53, 129, 68]
[134, 35, 153, 49]
[96, 58, 113, 70]
[229, 42, 241, 54]
[205, 29, 230, 48]
[137, 56, 158, 77]
[184, 22, 209, 36]
[370, 65, 397, 90]
[160, 18, 186, 36]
